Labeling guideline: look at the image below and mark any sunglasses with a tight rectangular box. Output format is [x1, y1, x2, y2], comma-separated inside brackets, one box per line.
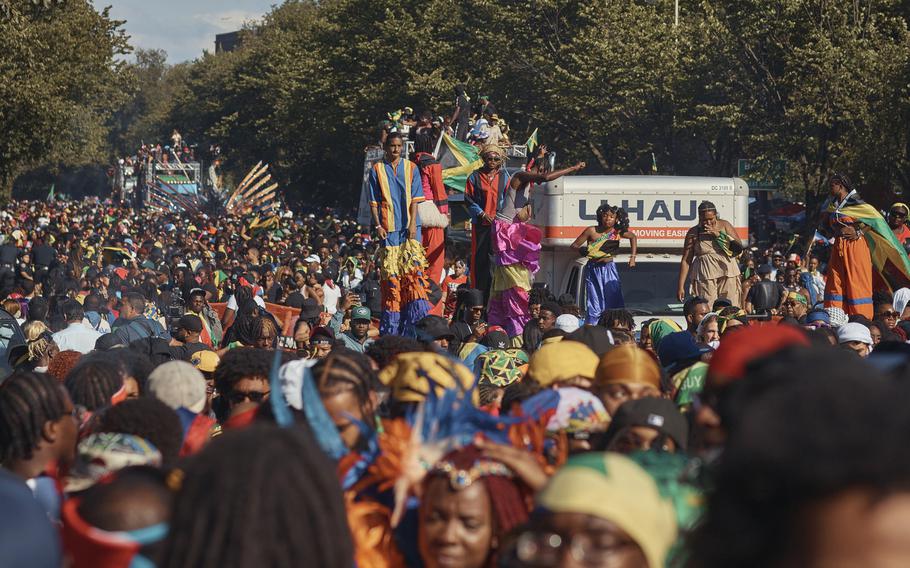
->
[482, 154, 502, 162]
[881, 311, 901, 318]
[228, 390, 270, 404]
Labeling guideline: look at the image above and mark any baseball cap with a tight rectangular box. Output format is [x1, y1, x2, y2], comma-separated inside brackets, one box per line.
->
[757, 264, 773, 275]
[310, 326, 335, 344]
[304, 254, 321, 263]
[657, 332, 712, 370]
[190, 350, 220, 373]
[147, 361, 206, 412]
[601, 397, 689, 451]
[415, 315, 453, 341]
[837, 322, 873, 346]
[351, 306, 372, 322]
[177, 314, 203, 333]
[805, 309, 831, 327]
[555, 314, 580, 333]
[481, 326, 510, 349]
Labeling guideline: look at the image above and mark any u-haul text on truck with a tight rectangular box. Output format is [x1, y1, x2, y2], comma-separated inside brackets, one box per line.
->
[529, 176, 750, 323]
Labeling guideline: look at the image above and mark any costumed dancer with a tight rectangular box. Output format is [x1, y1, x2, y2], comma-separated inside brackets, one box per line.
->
[412, 130, 448, 315]
[677, 201, 743, 307]
[571, 203, 637, 325]
[822, 173, 910, 318]
[369, 132, 431, 336]
[470, 145, 584, 336]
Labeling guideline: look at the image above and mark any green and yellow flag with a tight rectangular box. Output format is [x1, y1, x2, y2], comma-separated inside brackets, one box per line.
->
[525, 128, 539, 153]
[436, 134, 482, 192]
[827, 194, 910, 292]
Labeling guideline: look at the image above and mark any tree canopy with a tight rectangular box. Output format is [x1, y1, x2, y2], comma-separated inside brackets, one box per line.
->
[3, 0, 910, 206]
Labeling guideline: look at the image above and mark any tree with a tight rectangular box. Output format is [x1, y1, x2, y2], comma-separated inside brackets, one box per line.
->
[0, 0, 132, 199]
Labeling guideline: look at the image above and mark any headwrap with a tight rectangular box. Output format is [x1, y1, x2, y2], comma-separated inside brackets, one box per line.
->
[536, 453, 677, 568]
[695, 312, 718, 339]
[476, 348, 528, 387]
[378, 352, 477, 404]
[480, 144, 505, 158]
[595, 344, 661, 389]
[545, 387, 609, 434]
[65, 433, 162, 493]
[647, 319, 682, 349]
[894, 287, 910, 316]
[892, 202, 910, 216]
[825, 306, 849, 328]
[527, 341, 599, 387]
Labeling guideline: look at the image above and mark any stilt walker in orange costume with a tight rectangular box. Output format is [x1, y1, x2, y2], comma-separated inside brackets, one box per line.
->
[412, 134, 448, 315]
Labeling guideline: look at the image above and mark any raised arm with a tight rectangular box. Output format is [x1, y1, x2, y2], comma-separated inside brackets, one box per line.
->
[510, 162, 586, 189]
[570, 227, 593, 251]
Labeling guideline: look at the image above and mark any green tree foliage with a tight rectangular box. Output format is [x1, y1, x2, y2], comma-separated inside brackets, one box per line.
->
[0, 0, 131, 199]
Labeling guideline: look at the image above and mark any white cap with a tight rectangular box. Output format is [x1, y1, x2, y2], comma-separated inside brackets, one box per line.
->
[148, 361, 207, 413]
[555, 314, 580, 333]
[304, 254, 321, 263]
[837, 322, 873, 346]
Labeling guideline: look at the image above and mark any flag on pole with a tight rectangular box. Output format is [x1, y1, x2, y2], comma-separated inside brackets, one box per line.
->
[436, 134, 482, 192]
[525, 128, 539, 153]
[47, 184, 55, 202]
[651, 152, 658, 174]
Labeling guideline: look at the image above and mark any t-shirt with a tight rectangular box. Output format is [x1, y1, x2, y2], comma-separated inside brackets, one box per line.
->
[226, 294, 266, 312]
[442, 274, 467, 315]
[894, 224, 910, 245]
[322, 282, 342, 315]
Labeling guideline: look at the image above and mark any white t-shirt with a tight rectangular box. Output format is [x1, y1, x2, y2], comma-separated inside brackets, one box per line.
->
[226, 294, 266, 312]
[322, 283, 342, 315]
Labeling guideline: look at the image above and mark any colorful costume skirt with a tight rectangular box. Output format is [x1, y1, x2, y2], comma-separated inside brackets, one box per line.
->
[488, 220, 541, 337]
[584, 261, 624, 325]
[379, 239, 431, 337]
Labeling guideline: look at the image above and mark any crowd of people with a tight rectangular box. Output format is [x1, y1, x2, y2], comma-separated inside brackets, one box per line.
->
[7, 118, 910, 567]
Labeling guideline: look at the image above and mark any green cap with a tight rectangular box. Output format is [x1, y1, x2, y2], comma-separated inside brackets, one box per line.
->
[351, 306, 371, 321]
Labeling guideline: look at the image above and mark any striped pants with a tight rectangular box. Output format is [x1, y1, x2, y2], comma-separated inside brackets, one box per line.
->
[824, 236, 873, 318]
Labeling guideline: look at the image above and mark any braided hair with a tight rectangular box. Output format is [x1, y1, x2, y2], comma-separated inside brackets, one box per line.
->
[594, 203, 630, 232]
[0, 371, 70, 463]
[65, 357, 124, 411]
[312, 349, 380, 434]
[158, 424, 353, 568]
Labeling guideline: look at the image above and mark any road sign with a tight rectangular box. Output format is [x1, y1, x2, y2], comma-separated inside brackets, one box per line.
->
[737, 159, 785, 190]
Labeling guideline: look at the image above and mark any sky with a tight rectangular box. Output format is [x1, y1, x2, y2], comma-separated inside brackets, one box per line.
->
[96, 0, 278, 63]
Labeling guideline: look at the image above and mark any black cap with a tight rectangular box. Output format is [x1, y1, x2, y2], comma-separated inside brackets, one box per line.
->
[481, 328, 510, 349]
[460, 288, 484, 308]
[178, 314, 204, 333]
[757, 264, 773, 275]
[564, 325, 614, 357]
[601, 397, 689, 451]
[415, 316, 455, 341]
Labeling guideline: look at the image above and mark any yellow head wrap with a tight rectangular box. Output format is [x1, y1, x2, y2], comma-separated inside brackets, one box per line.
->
[378, 352, 477, 404]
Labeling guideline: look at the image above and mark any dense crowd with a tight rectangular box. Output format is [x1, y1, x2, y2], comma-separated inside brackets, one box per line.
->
[6, 134, 910, 568]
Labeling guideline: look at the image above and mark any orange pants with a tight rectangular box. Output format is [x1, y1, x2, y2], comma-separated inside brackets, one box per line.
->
[824, 236, 873, 318]
[423, 227, 445, 315]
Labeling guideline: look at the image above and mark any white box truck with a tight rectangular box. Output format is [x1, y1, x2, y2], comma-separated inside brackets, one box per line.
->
[529, 175, 750, 325]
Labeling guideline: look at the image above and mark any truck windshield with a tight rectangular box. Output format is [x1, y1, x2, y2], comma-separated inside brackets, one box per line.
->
[615, 262, 683, 316]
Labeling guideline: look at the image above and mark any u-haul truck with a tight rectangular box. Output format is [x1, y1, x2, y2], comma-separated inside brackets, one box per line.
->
[529, 175, 750, 323]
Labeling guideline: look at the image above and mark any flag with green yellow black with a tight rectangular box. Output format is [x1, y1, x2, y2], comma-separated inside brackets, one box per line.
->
[435, 134, 482, 192]
[827, 194, 910, 292]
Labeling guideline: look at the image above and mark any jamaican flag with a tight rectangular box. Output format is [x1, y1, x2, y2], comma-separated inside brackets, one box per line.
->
[828, 194, 910, 292]
[436, 134, 482, 192]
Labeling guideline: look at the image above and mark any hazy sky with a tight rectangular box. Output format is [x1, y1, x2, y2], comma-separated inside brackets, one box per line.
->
[96, 0, 278, 63]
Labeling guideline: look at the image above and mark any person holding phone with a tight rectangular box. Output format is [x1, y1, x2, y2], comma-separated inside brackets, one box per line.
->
[678, 201, 743, 307]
